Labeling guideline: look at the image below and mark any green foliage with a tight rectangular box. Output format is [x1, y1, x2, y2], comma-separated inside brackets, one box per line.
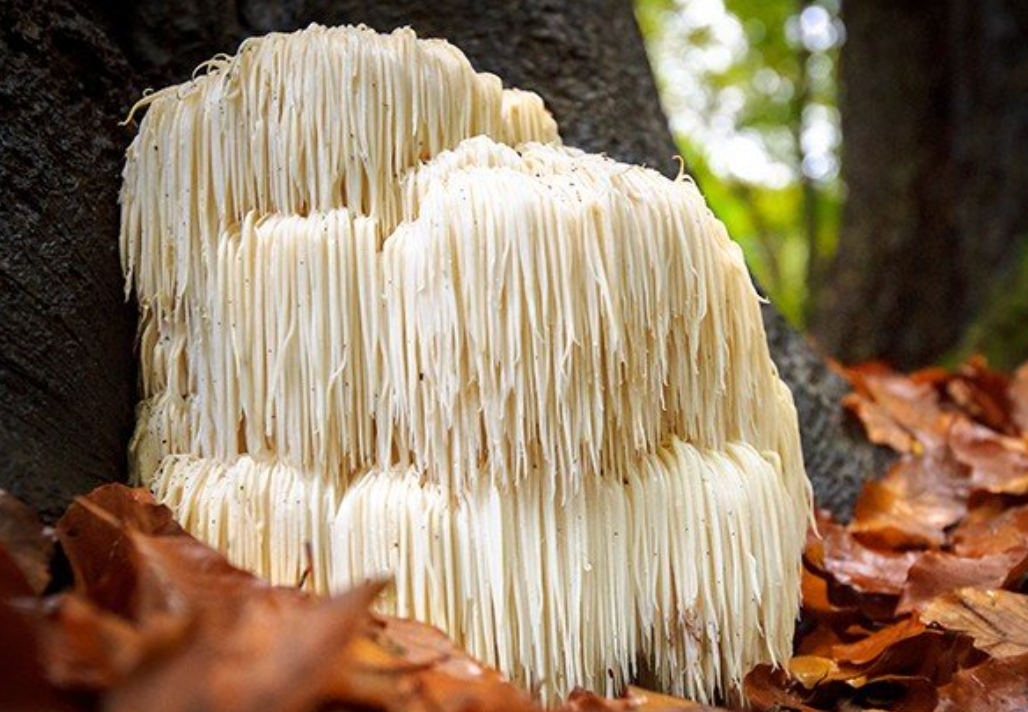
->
[636, 0, 843, 326]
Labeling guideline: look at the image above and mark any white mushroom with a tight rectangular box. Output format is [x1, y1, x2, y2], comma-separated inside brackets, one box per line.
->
[121, 23, 810, 705]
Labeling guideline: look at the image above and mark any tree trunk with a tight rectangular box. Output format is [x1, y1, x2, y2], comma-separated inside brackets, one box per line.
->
[813, 0, 1028, 369]
[0, 0, 138, 522]
[0, 0, 885, 519]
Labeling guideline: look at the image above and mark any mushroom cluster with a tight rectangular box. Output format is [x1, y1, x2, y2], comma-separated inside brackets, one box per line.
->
[121, 24, 811, 704]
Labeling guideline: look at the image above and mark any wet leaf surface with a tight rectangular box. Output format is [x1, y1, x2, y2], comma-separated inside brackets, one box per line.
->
[923, 588, 1028, 659]
[935, 653, 1028, 711]
[748, 358, 1028, 711]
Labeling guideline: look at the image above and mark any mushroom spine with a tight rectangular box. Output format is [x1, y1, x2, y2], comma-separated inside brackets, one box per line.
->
[121, 23, 811, 704]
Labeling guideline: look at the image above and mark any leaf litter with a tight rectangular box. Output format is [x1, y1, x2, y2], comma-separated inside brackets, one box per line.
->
[5, 356, 1028, 711]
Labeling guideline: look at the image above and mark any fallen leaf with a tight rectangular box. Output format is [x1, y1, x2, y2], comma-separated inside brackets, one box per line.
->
[623, 685, 707, 710]
[950, 502, 1028, 556]
[897, 548, 1028, 614]
[844, 392, 917, 453]
[844, 366, 951, 452]
[948, 417, 1028, 495]
[845, 674, 937, 712]
[0, 489, 54, 594]
[56, 484, 184, 616]
[105, 583, 381, 712]
[743, 664, 819, 712]
[1010, 362, 1028, 433]
[128, 529, 283, 620]
[38, 594, 167, 690]
[849, 456, 967, 550]
[935, 653, 1028, 711]
[801, 568, 859, 621]
[946, 356, 1014, 434]
[0, 545, 33, 600]
[0, 598, 82, 712]
[559, 687, 707, 711]
[831, 618, 927, 666]
[788, 655, 840, 688]
[821, 520, 920, 596]
[923, 588, 1028, 659]
[371, 614, 509, 684]
[796, 621, 845, 657]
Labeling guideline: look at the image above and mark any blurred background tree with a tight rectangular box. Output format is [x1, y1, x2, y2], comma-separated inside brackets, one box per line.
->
[637, 0, 1028, 370]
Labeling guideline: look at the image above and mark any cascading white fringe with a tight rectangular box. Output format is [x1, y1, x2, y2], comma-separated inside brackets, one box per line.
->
[150, 454, 344, 594]
[382, 140, 807, 503]
[120, 22, 810, 705]
[148, 438, 802, 705]
[120, 23, 558, 314]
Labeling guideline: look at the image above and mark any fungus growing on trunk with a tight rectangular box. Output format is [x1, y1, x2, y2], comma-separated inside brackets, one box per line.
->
[120, 23, 810, 704]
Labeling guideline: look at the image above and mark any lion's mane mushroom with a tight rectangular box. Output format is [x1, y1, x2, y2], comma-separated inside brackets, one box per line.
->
[120, 24, 811, 705]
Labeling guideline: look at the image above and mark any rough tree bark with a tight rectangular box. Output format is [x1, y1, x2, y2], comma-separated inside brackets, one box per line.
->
[0, 0, 138, 522]
[813, 0, 1028, 369]
[0, 0, 885, 519]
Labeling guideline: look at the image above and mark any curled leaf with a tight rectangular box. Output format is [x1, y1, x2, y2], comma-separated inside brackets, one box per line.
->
[951, 502, 1028, 556]
[0, 489, 54, 595]
[849, 456, 967, 550]
[935, 653, 1028, 711]
[821, 519, 919, 596]
[923, 588, 1028, 659]
[897, 547, 1028, 614]
[948, 417, 1028, 495]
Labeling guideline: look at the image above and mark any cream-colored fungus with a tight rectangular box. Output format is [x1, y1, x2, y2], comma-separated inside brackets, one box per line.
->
[121, 22, 809, 706]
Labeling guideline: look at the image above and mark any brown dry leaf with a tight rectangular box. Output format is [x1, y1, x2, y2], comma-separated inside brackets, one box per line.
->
[821, 519, 920, 596]
[923, 588, 1028, 659]
[935, 653, 1028, 711]
[796, 622, 846, 657]
[1010, 362, 1028, 433]
[743, 664, 820, 712]
[849, 456, 967, 550]
[947, 356, 1014, 434]
[339, 632, 539, 712]
[0, 489, 54, 594]
[950, 502, 1028, 556]
[801, 567, 859, 622]
[106, 583, 381, 712]
[843, 392, 917, 454]
[845, 675, 937, 712]
[844, 365, 951, 452]
[830, 618, 927, 667]
[948, 417, 1028, 495]
[0, 598, 83, 712]
[128, 529, 285, 620]
[897, 547, 1028, 614]
[0, 545, 34, 600]
[37, 593, 175, 691]
[788, 655, 841, 688]
[622, 685, 708, 711]
[558, 687, 710, 712]
[56, 484, 185, 615]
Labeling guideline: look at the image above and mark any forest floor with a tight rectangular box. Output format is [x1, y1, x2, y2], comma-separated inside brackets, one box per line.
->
[3, 357, 1028, 712]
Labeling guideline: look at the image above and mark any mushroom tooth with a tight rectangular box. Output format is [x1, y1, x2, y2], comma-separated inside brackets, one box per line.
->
[120, 22, 812, 707]
[150, 453, 345, 594]
[501, 88, 560, 147]
[145, 439, 802, 705]
[382, 142, 807, 502]
[131, 138, 808, 512]
[120, 24, 560, 320]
